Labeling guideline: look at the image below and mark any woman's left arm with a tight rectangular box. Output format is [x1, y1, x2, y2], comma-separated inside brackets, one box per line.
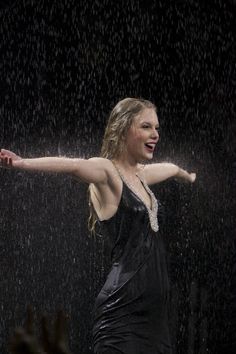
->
[144, 162, 196, 185]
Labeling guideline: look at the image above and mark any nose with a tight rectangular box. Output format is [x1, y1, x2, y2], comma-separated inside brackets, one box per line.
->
[151, 128, 159, 141]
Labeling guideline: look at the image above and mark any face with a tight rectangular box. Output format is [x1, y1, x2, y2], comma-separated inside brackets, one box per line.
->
[124, 108, 159, 162]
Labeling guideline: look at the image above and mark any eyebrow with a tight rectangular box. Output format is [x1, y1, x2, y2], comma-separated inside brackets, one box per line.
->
[140, 121, 159, 127]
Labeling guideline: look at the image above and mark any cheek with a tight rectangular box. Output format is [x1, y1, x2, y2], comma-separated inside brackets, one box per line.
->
[126, 128, 145, 146]
[135, 131, 146, 140]
[131, 128, 144, 139]
[132, 134, 143, 144]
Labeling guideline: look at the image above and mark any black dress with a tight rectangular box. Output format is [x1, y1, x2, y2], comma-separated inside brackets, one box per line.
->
[93, 171, 172, 354]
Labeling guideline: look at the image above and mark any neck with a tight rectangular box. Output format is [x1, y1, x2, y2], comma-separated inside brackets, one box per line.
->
[113, 157, 140, 175]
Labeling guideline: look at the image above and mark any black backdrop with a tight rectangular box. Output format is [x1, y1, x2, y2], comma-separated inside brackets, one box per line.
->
[0, 0, 235, 353]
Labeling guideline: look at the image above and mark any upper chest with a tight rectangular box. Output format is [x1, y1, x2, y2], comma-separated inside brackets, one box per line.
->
[122, 175, 153, 210]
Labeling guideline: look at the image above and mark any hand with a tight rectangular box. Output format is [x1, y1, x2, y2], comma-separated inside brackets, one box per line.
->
[41, 310, 72, 354]
[0, 149, 22, 168]
[9, 306, 42, 354]
[189, 172, 196, 183]
[176, 168, 196, 183]
[9, 306, 72, 354]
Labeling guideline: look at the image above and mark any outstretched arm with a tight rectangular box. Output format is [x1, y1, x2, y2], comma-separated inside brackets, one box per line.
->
[144, 162, 196, 185]
[0, 149, 109, 184]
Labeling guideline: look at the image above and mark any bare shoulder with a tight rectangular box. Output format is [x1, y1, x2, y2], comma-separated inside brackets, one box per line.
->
[88, 157, 120, 189]
[88, 157, 117, 178]
[88, 157, 115, 170]
[87, 156, 110, 167]
[72, 157, 117, 184]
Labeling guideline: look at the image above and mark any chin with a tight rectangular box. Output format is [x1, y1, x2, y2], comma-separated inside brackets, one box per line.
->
[146, 152, 154, 159]
[140, 154, 153, 162]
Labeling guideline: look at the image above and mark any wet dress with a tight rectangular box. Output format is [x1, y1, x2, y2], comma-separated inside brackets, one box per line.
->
[93, 167, 172, 354]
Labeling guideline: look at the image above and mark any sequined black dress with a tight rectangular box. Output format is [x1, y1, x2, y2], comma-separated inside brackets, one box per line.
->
[93, 172, 172, 354]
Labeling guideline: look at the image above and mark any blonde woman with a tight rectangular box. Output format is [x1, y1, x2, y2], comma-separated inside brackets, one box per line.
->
[0, 98, 196, 354]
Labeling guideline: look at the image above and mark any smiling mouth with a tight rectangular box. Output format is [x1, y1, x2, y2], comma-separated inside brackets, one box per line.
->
[145, 143, 155, 152]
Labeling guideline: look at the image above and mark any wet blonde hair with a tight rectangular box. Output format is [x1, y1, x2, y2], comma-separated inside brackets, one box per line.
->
[88, 97, 156, 233]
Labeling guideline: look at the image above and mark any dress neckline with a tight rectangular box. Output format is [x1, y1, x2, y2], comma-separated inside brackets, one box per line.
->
[111, 161, 159, 232]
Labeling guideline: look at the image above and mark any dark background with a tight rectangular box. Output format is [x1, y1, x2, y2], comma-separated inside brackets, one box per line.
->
[0, 0, 235, 353]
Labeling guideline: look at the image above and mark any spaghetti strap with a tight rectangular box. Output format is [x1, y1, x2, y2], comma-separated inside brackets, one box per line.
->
[109, 160, 159, 232]
[110, 160, 123, 179]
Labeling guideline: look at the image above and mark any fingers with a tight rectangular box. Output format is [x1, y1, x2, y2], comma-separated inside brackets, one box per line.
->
[9, 309, 71, 354]
[0, 148, 16, 154]
[0, 148, 15, 168]
[0, 149, 18, 158]
[190, 173, 196, 183]
[41, 310, 70, 354]
[0, 149, 12, 157]
[0, 149, 21, 165]
[9, 307, 35, 354]
[0, 156, 12, 168]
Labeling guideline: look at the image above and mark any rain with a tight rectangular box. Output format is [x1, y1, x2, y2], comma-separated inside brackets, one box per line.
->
[0, 0, 235, 353]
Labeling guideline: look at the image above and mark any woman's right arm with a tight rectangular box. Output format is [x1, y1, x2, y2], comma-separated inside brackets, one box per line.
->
[0, 149, 109, 184]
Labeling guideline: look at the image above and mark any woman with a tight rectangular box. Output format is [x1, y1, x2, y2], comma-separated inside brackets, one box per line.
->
[0, 98, 196, 354]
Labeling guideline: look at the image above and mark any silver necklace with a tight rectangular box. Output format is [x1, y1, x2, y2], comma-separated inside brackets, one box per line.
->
[113, 163, 159, 232]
